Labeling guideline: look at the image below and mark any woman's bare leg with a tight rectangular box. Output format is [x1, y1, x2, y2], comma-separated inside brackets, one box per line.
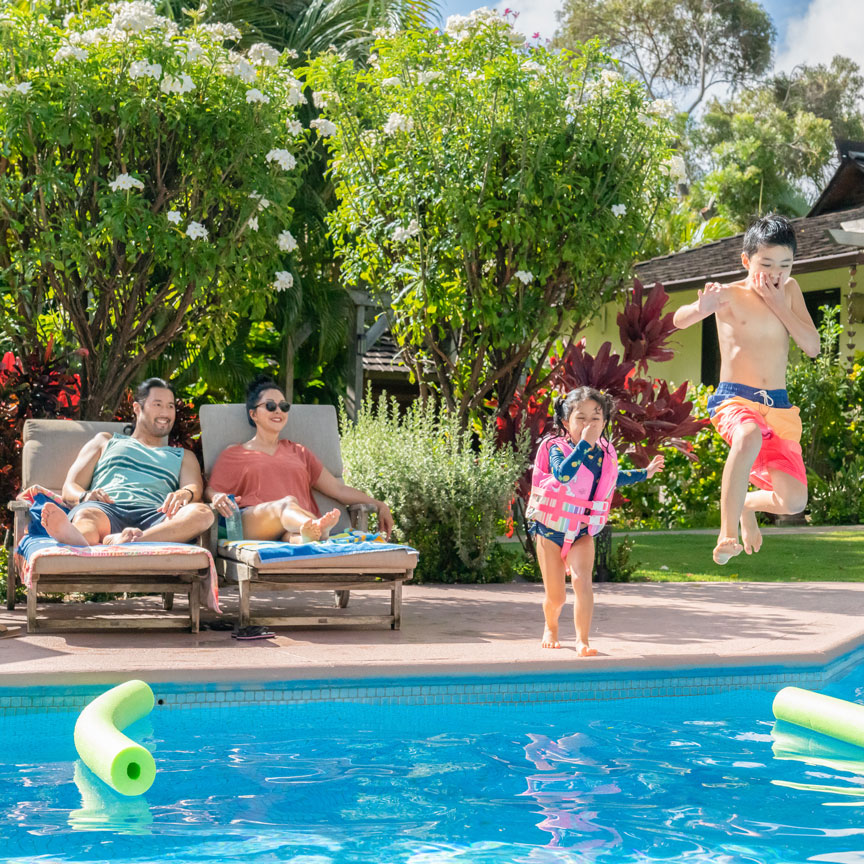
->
[240, 497, 341, 542]
[536, 535, 567, 649]
[566, 535, 597, 657]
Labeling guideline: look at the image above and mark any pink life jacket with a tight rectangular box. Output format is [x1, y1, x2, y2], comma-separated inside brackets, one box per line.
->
[525, 435, 619, 559]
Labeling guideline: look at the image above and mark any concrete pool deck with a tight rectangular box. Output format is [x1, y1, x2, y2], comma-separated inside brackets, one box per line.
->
[2, 580, 864, 685]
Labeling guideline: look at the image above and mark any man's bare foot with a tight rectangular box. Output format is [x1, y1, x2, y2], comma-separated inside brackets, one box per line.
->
[299, 509, 341, 543]
[103, 527, 143, 545]
[740, 510, 762, 555]
[542, 627, 561, 649]
[713, 536, 743, 565]
[40, 502, 91, 546]
[576, 642, 598, 657]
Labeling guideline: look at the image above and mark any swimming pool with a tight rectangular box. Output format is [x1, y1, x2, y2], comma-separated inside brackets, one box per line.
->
[3, 653, 864, 864]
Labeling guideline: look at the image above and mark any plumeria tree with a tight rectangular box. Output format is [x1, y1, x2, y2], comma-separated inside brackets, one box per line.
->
[0, 0, 306, 417]
[305, 9, 679, 428]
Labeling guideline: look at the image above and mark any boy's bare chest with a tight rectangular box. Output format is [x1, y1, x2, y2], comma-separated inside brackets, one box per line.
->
[717, 288, 789, 339]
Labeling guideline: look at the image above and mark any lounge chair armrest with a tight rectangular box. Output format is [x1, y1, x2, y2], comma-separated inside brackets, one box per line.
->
[7, 500, 31, 512]
[347, 502, 376, 531]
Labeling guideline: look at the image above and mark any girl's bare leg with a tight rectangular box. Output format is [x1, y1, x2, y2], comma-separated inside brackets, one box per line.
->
[241, 497, 341, 542]
[740, 469, 808, 554]
[715, 422, 762, 564]
[536, 535, 567, 649]
[566, 535, 597, 657]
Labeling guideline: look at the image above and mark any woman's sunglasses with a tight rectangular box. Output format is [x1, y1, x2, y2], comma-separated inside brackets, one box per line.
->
[256, 400, 291, 413]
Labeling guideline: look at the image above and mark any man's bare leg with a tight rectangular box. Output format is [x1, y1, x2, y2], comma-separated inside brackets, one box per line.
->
[40, 502, 93, 546]
[567, 535, 598, 657]
[136, 503, 214, 544]
[740, 470, 808, 553]
[537, 536, 566, 649]
[103, 527, 144, 545]
[714, 423, 762, 564]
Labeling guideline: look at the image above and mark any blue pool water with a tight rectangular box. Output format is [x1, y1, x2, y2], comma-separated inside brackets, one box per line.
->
[3, 665, 864, 863]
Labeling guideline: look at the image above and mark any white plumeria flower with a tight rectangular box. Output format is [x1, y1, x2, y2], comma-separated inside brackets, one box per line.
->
[392, 219, 420, 243]
[109, 173, 145, 192]
[227, 58, 256, 83]
[14, 82, 33, 95]
[611, 204, 627, 217]
[286, 78, 305, 105]
[54, 44, 89, 62]
[383, 112, 413, 135]
[247, 216, 259, 231]
[600, 69, 620, 87]
[283, 48, 299, 59]
[266, 149, 296, 171]
[197, 22, 242, 42]
[179, 40, 204, 63]
[249, 191, 270, 210]
[185, 221, 209, 240]
[514, 270, 534, 285]
[129, 59, 162, 79]
[166, 210, 182, 224]
[309, 118, 337, 137]
[381, 76, 401, 88]
[248, 42, 280, 66]
[272, 270, 294, 291]
[415, 70, 443, 84]
[663, 154, 688, 183]
[285, 118, 303, 136]
[161, 73, 195, 95]
[648, 98, 675, 119]
[246, 88, 270, 104]
[278, 230, 297, 252]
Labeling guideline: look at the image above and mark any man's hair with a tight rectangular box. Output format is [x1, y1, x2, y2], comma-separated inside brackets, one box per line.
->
[742, 213, 797, 257]
[134, 377, 175, 404]
[245, 374, 282, 427]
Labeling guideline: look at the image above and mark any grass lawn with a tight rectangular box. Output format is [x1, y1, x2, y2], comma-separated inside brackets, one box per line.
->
[616, 531, 864, 582]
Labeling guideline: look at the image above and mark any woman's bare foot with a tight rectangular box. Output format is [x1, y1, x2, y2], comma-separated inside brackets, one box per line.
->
[713, 536, 743, 565]
[103, 527, 143, 545]
[40, 502, 91, 546]
[299, 509, 341, 543]
[542, 627, 561, 649]
[739, 510, 762, 555]
[576, 642, 598, 657]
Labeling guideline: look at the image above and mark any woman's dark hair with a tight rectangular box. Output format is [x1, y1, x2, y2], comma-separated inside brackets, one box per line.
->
[246, 374, 283, 427]
[742, 213, 797, 256]
[125, 378, 176, 434]
[552, 386, 614, 446]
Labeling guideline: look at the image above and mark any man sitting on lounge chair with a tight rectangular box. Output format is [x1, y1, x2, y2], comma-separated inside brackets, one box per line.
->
[39, 378, 214, 546]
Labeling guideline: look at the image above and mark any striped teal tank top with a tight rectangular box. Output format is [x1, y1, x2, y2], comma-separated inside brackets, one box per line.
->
[89, 435, 184, 507]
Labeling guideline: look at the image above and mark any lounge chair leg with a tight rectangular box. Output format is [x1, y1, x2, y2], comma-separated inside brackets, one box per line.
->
[27, 583, 37, 633]
[7, 555, 16, 611]
[238, 577, 251, 628]
[162, 592, 174, 611]
[189, 580, 201, 633]
[334, 590, 350, 609]
[391, 579, 402, 630]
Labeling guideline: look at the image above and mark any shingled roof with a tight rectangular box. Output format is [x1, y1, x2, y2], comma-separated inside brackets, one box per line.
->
[633, 203, 864, 292]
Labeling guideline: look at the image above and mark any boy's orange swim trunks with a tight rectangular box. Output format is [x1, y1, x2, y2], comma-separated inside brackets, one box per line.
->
[707, 382, 807, 491]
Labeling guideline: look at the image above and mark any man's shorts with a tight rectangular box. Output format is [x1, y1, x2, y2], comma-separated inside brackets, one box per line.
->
[67, 501, 167, 534]
[707, 382, 807, 492]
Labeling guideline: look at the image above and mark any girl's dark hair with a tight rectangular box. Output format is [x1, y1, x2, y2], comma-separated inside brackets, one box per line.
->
[552, 386, 614, 446]
[742, 213, 797, 256]
[246, 374, 283, 427]
[126, 378, 175, 434]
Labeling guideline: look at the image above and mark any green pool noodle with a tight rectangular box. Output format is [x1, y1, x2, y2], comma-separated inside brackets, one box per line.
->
[73, 680, 156, 797]
[772, 686, 864, 750]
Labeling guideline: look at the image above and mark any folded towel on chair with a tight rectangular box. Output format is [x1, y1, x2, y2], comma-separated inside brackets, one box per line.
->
[218, 531, 416, 564]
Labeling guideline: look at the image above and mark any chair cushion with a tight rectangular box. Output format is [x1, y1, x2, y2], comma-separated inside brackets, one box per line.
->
[28, 549, 212, 576]
[218, 541, 418, 573]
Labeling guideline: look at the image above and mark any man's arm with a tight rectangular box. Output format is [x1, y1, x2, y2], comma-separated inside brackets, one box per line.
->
[61, 433, 112, 506]
[672, 282, 731, 330]
[160, 450, 205, 518]
[313, 467, 394, 537]
[754, 275, 820, 358]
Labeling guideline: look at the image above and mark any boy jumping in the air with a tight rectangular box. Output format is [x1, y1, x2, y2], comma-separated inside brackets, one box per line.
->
[672, 214, 820, 565]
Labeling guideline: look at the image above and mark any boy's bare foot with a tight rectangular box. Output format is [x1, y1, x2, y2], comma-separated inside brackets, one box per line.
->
[740, 510, 762, 555]
[713, 536, 743, 565]
[576, 643, 598, 657]
[541, 627, 561, 649]
[103, 527, 143, 545]
[299, 509, 341, 543]
[40, 502, 91, 547]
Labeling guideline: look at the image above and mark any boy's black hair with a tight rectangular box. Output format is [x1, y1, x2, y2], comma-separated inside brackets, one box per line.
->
[245, 374, 283, 427]
[742, 213, 797, 257]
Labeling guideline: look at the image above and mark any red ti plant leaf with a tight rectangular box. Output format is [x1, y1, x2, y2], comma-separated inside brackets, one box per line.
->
[617, 279, 677, 374]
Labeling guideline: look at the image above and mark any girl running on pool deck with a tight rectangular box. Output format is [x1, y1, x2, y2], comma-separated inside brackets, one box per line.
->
[526, 387, 665, 654]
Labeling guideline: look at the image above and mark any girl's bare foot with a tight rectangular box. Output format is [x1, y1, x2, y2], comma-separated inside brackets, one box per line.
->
[103, 527, 143, 545]
[542, 627, 561, 649]
[739, 510, 762, 555]
[40, 502, 91, 546]
[713, 536, 743, 565]
[299, 509, 341, 543]
[576, 642, 598, 657]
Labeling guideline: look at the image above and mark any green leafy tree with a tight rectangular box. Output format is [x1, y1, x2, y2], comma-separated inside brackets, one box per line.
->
[306, 11, 676, 427]
[554, 0, 774, 114]
[0, 0, 306, 417]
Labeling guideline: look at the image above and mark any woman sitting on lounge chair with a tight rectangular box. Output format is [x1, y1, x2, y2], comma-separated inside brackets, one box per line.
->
[205, 376, 394, 542]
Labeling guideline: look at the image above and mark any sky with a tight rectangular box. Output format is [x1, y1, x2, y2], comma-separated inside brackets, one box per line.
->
[436, 0, 864, 75]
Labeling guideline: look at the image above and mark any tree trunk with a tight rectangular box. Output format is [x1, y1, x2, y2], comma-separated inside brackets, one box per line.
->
[593, 524, 612, 582]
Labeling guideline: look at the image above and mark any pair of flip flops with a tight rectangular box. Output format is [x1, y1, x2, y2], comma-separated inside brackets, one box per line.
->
[232, 625, 276, 640]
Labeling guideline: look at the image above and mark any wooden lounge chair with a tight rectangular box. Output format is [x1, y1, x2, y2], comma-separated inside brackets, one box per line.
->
[5, 419, 213, 633]
[200, 403, 417, 629]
